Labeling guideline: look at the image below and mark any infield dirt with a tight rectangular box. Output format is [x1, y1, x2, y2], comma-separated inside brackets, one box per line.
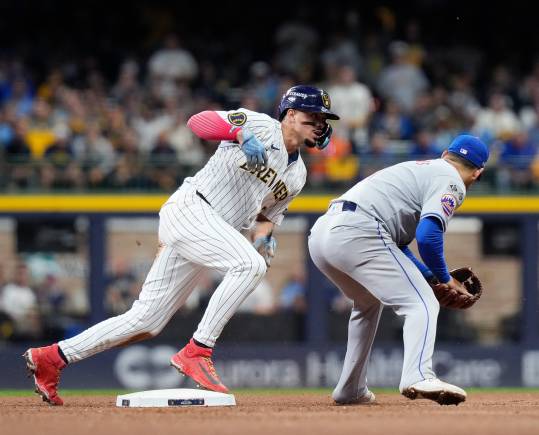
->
[1, 392, 538, 435]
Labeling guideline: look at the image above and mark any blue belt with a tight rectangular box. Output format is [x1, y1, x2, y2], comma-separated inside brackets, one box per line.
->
[332, 200, 358, 212]
[342, 201, 358, 212]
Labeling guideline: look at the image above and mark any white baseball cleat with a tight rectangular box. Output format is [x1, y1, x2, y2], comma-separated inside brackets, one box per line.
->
[334, 390, 376, 405]
[401, 378, 467, 406]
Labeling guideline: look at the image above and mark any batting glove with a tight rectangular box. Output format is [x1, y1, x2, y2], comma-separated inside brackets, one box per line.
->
[253, 234, 277, 267]
[241, 128, 268, 170]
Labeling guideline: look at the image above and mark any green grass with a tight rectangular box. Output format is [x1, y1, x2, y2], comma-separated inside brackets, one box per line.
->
[2, 387, 539, 397]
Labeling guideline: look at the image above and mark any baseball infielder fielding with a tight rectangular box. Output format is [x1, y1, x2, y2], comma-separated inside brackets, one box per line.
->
[24, 85, 340, 405]
[308, 134, 488, 406]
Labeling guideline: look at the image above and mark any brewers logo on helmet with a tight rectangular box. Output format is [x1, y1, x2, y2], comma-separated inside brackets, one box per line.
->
[321, 92, 331, 109]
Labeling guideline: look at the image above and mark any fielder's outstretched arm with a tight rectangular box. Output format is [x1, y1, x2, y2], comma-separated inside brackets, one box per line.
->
[399, 244, 434, 282]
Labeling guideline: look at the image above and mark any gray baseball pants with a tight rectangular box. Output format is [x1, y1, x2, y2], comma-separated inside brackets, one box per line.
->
[308, 202, 439, 400]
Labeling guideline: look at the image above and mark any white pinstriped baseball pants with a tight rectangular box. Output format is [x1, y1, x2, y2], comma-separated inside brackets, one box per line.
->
[59, 184, 267, 363]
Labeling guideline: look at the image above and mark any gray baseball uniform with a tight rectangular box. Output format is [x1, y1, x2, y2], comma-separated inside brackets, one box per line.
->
[308, 159, 465, 401]
[59, 108, 306, 362]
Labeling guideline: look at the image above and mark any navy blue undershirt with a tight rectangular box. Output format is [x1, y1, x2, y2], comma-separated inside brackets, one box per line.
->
[287, 150, 299, 165]
[399, 216, 451, 283]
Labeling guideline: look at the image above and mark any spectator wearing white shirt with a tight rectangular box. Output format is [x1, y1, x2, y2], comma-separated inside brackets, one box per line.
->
[147, 34, 198, 101]
[377, 41, 429, 114]
[472, 91, 521, 142]
[327, 64, 375, 150]
[0, 262, 41, 338]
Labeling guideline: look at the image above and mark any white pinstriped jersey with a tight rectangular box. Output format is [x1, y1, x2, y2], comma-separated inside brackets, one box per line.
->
[186, 108, 307, 230]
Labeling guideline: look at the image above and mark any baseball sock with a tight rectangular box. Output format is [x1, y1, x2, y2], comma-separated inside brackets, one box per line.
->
[193, 338, 212, 349]
[57, 345, 69, 365]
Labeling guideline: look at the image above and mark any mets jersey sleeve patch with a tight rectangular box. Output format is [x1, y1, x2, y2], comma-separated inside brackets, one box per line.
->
[448, 183, 464, 202]
[440, 194, 457, 216]
[227, 112, 247, 126]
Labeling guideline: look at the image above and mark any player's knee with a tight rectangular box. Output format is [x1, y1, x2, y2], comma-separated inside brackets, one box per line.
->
[134, 321, 158, 337]
[431, 299, 440, 316]
[147, 324, 165, 338]
[123, 308, 164, 337]
[250, 253, 267, 276]
[135, 322, 167, 339]
[425, 292, 440, 315]
[233, 253, 267, 277]
[415, 297, 439, 316]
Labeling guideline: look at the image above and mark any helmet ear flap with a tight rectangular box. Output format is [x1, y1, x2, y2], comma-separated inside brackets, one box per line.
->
[316, 123, 332, 149]
[279, 108, 292, 121]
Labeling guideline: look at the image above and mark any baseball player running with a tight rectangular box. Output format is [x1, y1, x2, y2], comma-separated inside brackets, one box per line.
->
[24, 85, 340, 405]
[308, 135, 489, 406]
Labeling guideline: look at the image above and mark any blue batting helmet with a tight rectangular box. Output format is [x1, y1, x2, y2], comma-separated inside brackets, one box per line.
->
[278, 85, 340, 121]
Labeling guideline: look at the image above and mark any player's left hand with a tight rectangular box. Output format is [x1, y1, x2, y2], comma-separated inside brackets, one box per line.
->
[428, 267, 483, 309]
[253, 234, 277, 267]
[241, 128, 268, 170]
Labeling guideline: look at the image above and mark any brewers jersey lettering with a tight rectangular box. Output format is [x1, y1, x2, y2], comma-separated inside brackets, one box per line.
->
[190, 108, 306, 229]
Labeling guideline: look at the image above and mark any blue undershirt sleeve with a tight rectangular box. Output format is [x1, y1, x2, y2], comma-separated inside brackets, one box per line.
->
[416, 216, 451, 284]
[399, 245, 434, 280]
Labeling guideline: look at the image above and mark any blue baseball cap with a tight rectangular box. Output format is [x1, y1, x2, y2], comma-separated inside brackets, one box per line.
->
[447, 134, 489, 168]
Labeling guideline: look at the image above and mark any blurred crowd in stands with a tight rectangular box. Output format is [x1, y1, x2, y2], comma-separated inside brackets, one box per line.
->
[0, 5, 535, 345]
[0, 252, 354, 342]
[2, 10, 539, 193]
[0, 260, 83, 341]
[2, 245, 485, 344]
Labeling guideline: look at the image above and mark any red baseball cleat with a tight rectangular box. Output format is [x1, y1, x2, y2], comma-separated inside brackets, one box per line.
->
[170, 339, 229, 393]
[23, 344, 67, 406]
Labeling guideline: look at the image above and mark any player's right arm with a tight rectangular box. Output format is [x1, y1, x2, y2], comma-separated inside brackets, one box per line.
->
[187, 111, 242, 141]
[187, 110, 267, 169]
[399, 244, 435, 282]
